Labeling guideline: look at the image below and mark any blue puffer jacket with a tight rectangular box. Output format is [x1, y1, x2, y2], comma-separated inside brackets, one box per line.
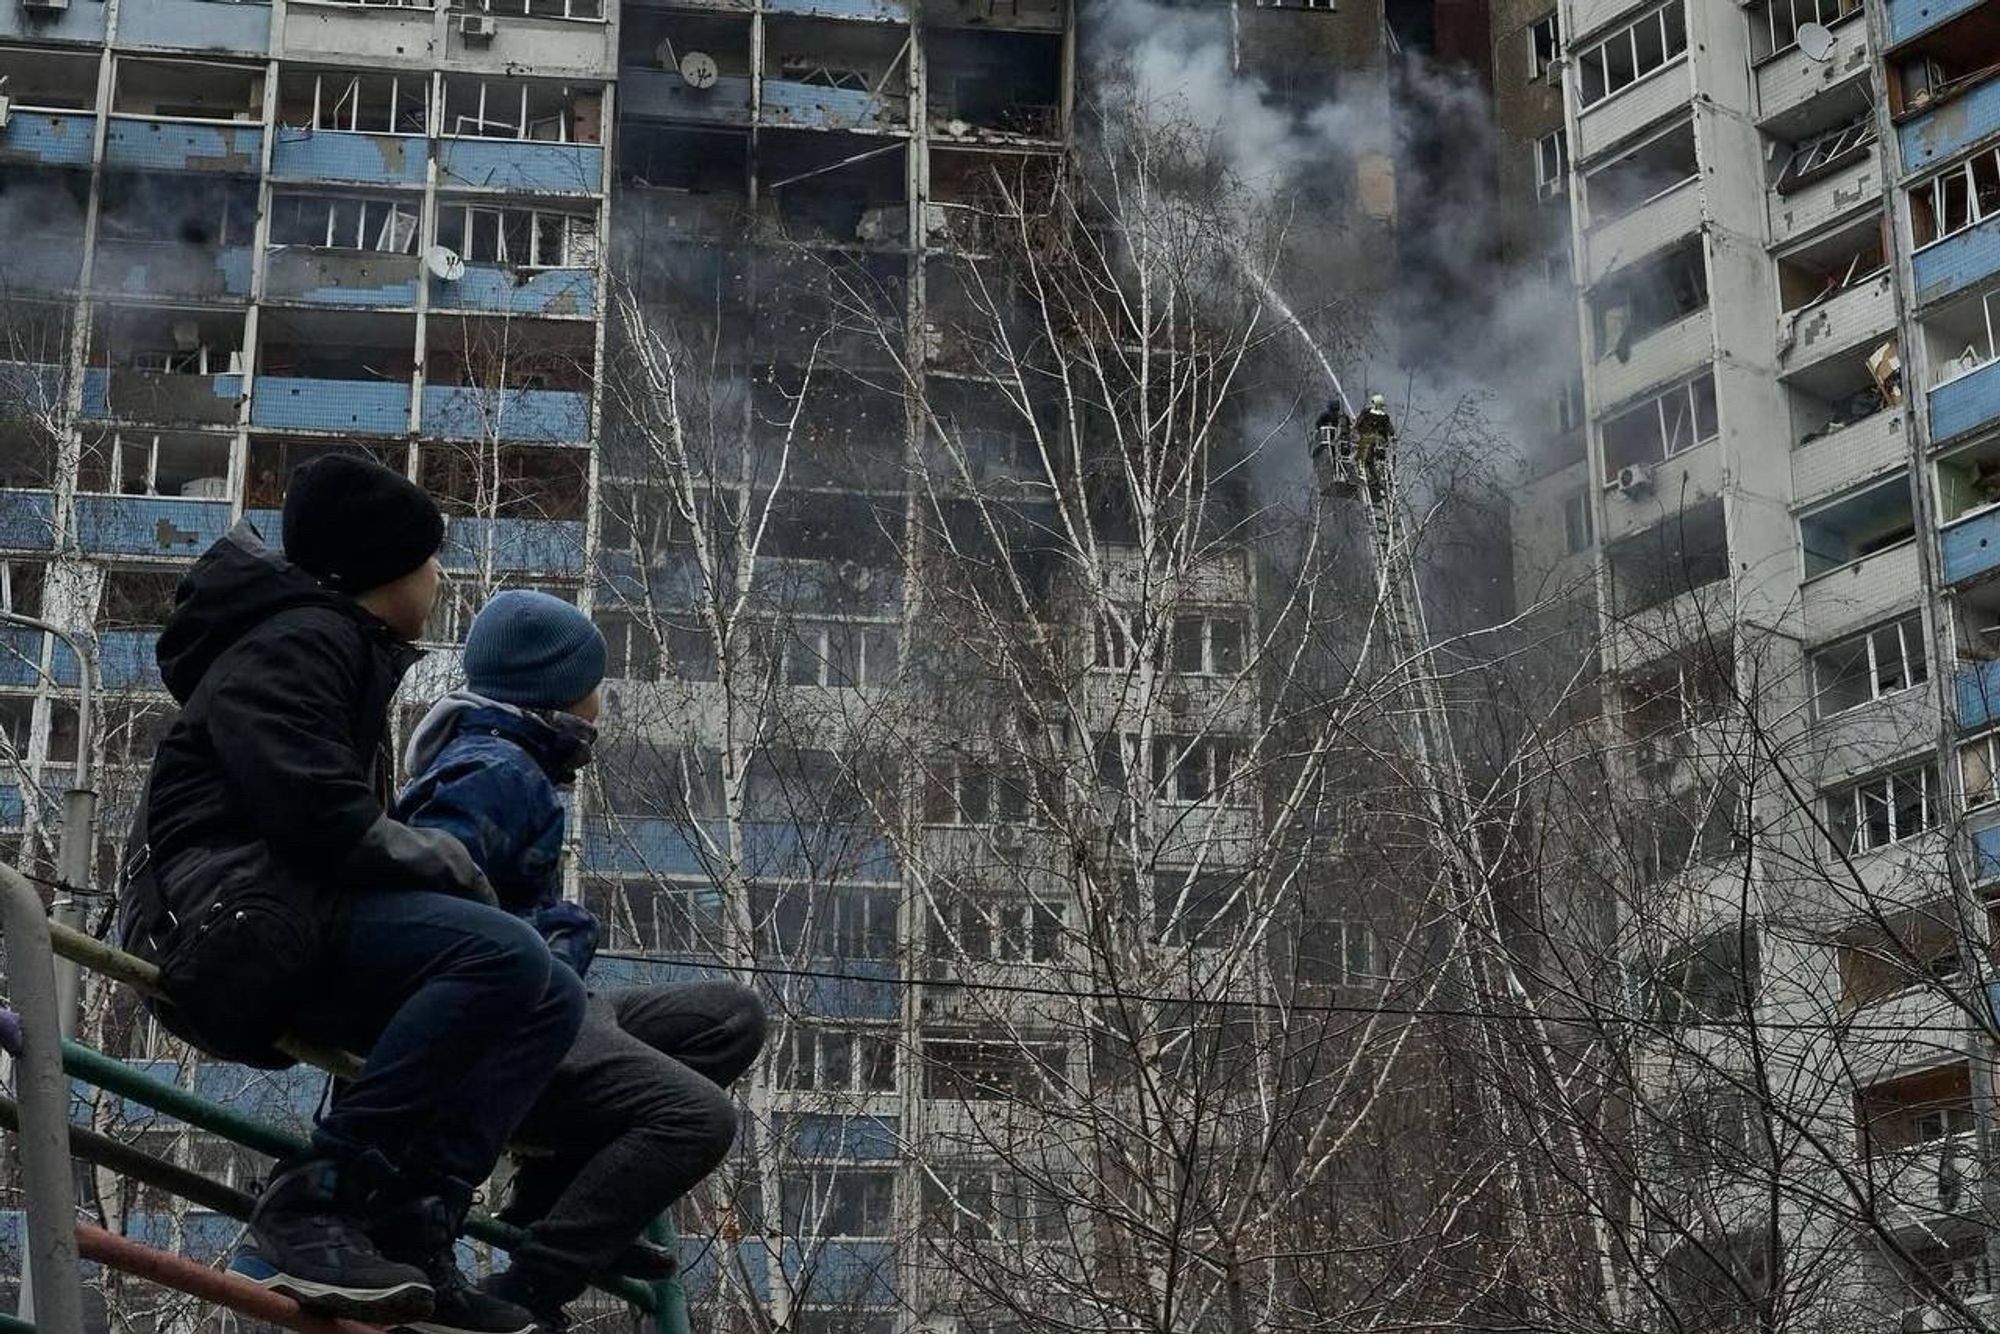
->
[394, 690, 601, 976]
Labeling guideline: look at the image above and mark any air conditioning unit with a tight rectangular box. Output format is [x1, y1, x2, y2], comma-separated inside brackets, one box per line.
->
[20, 0, 70, 14]
[992, 822, 1024, 852]
[1543, 57, 1565, 87]
[457, 12, 497, 41]
[1616, 462, 1654, 496]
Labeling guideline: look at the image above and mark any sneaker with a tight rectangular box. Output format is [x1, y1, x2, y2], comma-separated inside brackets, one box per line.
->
[230, 1157, 435, 1323]
[376, 1194, 537, 1334]
[478, 1266, 571, 1334]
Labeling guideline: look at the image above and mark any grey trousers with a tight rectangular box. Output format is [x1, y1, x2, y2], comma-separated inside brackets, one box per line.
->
[499, 980, 767, 1300]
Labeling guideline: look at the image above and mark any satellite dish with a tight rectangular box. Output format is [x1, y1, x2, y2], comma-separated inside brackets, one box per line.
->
[426, 245, 465, 281]
[680, 50, 719, 90]
[1796, 22, 1836, 62]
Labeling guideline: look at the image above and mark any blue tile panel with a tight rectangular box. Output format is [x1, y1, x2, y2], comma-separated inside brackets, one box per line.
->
[0, 783, 22, 825]
[0, 110, 96, 167]
[1975, 821, 2000, 880]
[0, 626, 42, 687]
[760, 80, 899, 132]
[421, 385, 589, 442]
[250, 375, 411, 433]
[1902, 75, 2000, 176]
[103, 118, 265, 174]
[766, 0, 906, 18]
[1959, 660, 2000, 731]
[779, 1113, 900, 1160]
[0, 490, 56, 550]
[265, 251, 422, 308]
[440, 516, 587, 576]
[767, 959, 901, 1021]
[1914, 217, 2000, 309]
[116, 0, 272, 54]
[580, 816, 899, 882]
[780, 1240, 895, 1305]
[437, 139, 602, 195]
[619, 70, 754, 127]
[94, 242, 254, 301]
[73, 494, 231, 559]
[270, 128, 429, 186]
[88, 372, 244, 426]
[433, 265, 597, 318]
[1931, 358, 2000, 446]
[1943, 504, 2000, 584]
[1886, 0, 1984, 46]
[92, 628, 165, 691]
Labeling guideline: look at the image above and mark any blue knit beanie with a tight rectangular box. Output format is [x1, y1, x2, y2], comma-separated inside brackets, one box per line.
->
[463, 590, 607, 711]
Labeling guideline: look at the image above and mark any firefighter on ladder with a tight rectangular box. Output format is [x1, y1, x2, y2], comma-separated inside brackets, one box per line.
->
[1312, 393, 1394, 506]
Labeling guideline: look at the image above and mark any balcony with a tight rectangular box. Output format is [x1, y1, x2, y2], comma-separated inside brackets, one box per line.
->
[1902, 74, 2000, 176]
[93, 241, 253, 303]
[280, 1, 436, 67]
[1594, 309, 1712, 408]
[0, 0, 107, 43]
[440, 12, 614, 76]
[249, 374, 411, 434]
[619, 69, 754, 127]
[116, 0, 271, 56]
[767, 0, 907, 18]
[1872, 1133, 1980, 1237]
[580, 815, 897, 883]
[1779, 273, 1897, 373]
[269, 128, 429, 187]
[1930, 359, 2000, 446]
[72, 494, 230, 559]
[430, 266, 596, 318]
[95, 628, 165, 691]
[1793, 411, 1905, 505]
[1914, 218, 2000, 310]
[1755, 16, 1870, 125]
[436, 138, 602, 195]
[102, 118, 264, 175]
[0, 110, 96, 168]
[1957, 658, 2000, 730]
[439, 515, 586, 576]
[1944, 504, 2000, 584]
[420, 385, 589, 442]
[0, 491, 56, 551]
[0, 236, 84, 296]
[1582, 179, 1700, 288]
[1769, 145, 1881, 248]
[1801, 539, 1922, 640]
[90, 371, 244, 428]
[1886, 0, 1984, 47]
[761, 79, 903, 132]
[1575, 61, 1693, 163]
[263, 250, 421, 309]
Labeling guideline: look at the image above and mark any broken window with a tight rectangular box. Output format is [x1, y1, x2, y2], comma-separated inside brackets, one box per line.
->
[0, 48, 98, 112]
[1152, 870, 1245, 947]
[1600, 372, 1718, 479]
[0, 561, 45, 619]
[934, 894, 1064, 963]
[1799, 475, 1915, 578]
[1586, 120, 1697, 222]
[1776, 215, 1885, 311]
[1170, 613, 1246, 676]
[98, 174, 256, 249]
[1812, 613, 1926, 717]
[1576, 1, 1686, 108]
[443, 78, 603, 143]
[1825, 760, 1937, 854]
[779, 619, 898, 688]
[1149, 734, 1248, 805]
[1963, 731, 2000, 808]
[1754, 0, 1860, 60]
[1534, 130, 1567, 198]
[476, 0, 603, 19]
[1606, 501, 1729, 613]
[420, 444, 588, 521]
[1591, 238, 1708, 358]
[1911, 144, 2000, 249]
[776, 1025, 898, 1093]
[76, 431, 230, 498]
[281, 71, 429, 135]
[269, 193, 420, 254]
[1839, 903, 1961, 1010]
[1636, 928, 1758, 1025]
[244, 440, 404, 509]
[922, 754, 1032, 826]
[97, 568, 182, 630]
[113, 59, 264, 122]
[1527, 13, 1560, 79]
[1563, 490, 1594, 554]
[583, 877, 721, 955]
[779, 1170, 894, 1237]
[594, 741, 723, 820]
[435, 204, 599, 268]
[754, 883, 898, 958]
[1775, 114, 1876, 195]
[922, 1039, 1066, 1101]
[1925, 288, 2000, 385]
[922, 1167, 1065, 1243]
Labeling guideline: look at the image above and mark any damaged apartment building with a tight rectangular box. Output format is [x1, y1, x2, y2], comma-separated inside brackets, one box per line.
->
[1494, 0, 2000, 1318]
[0, 0, 1430, 1328]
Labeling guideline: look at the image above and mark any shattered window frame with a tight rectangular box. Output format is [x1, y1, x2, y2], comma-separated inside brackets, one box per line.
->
[1824, 760, 1937, 854]
[1576, 0, 1687, 109]
[269, 192, 421, 254]
[1756, 0, 1861, 61]
[1599, 372, 1719, 482]
[1775, 114, 1877, 196]
[1528, 12, 1560, 79]
[1534, 129, 1567, 197]
[1910, 143, 2000, 249]
[1812, 613, 1926, 719]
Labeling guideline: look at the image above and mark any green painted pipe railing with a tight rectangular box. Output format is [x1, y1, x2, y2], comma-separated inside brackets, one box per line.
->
[59, 1037, 664, 1315]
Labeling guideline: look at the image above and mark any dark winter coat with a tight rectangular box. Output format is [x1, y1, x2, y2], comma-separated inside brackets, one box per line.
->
[116, 520, 469, 1067]
[396, 693, 601, 977]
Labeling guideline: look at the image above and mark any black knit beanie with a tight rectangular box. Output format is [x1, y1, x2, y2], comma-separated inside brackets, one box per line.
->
[282, 454, 446, 594]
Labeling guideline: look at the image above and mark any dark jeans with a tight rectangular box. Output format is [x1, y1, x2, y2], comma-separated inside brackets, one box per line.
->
[500, 981, 766, 1300]
[289, 889, 587, 1191]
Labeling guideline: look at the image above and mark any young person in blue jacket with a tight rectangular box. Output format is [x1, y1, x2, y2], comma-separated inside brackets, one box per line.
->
[397, 590, 766, 1331]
